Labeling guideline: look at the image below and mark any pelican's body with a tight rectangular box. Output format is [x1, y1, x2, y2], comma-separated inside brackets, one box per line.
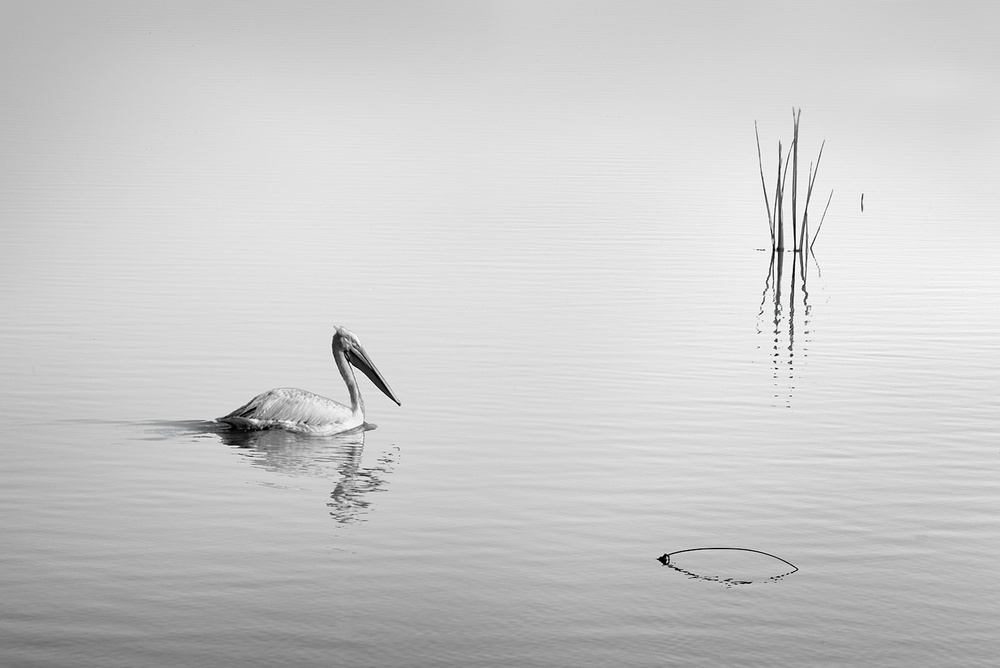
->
[218, 326, 400, 435]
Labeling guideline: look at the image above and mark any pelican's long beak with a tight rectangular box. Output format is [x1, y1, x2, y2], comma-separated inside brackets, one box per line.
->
[347, 345, 401, 406]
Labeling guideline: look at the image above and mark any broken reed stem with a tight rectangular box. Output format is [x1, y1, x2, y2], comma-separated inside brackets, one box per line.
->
[801, 162, 812, 251]
[809, 188, 834, 251]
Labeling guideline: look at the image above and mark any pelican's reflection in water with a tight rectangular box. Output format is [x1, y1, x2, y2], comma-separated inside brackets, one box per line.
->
[218, 425, 399, 524]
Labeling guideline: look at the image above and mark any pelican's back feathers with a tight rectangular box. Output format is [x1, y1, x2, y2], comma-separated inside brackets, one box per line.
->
[218, 388, 357, 435]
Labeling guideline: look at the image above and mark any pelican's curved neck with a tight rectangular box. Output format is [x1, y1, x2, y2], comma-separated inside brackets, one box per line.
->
[334, 345, 364, 416]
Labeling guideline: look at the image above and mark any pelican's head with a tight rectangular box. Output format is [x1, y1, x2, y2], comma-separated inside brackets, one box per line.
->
[333, 326, 401, 406]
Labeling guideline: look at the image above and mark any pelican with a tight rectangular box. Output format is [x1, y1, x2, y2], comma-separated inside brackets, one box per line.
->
[217, 326, 400, 435]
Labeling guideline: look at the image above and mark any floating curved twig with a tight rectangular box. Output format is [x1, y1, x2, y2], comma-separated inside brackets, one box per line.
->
[657, 547, 799, 586]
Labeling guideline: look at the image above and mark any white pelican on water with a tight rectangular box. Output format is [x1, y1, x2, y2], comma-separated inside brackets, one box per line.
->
[218, 326, 401, 435]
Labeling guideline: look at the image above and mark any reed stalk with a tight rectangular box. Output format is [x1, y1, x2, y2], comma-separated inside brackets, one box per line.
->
[800, 139, 825, 251]
[755, 108, 829, 253]
[755, 122, 774, 247]
[790, 108, 800, 250]
[774, 142, 784, 251]
[776, 140, 794, 251]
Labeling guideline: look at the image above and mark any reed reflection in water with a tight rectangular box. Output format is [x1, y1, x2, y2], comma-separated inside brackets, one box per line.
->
[758, 249, 814, 408]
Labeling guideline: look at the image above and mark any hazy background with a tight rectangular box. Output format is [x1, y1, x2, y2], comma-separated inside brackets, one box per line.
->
[2, 3, 999, 667]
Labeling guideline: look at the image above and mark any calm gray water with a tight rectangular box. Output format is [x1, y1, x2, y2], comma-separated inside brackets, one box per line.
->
[3, 4, 999, 666]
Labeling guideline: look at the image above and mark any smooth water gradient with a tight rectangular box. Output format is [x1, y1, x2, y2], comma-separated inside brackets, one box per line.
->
[2, 3, 999, 666]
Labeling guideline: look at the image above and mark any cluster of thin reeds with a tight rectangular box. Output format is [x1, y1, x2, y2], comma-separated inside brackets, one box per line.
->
[755, 108, 833, 252]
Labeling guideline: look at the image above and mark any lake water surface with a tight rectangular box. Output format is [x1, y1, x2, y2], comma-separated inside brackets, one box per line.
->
[2, 3, 999, 667]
